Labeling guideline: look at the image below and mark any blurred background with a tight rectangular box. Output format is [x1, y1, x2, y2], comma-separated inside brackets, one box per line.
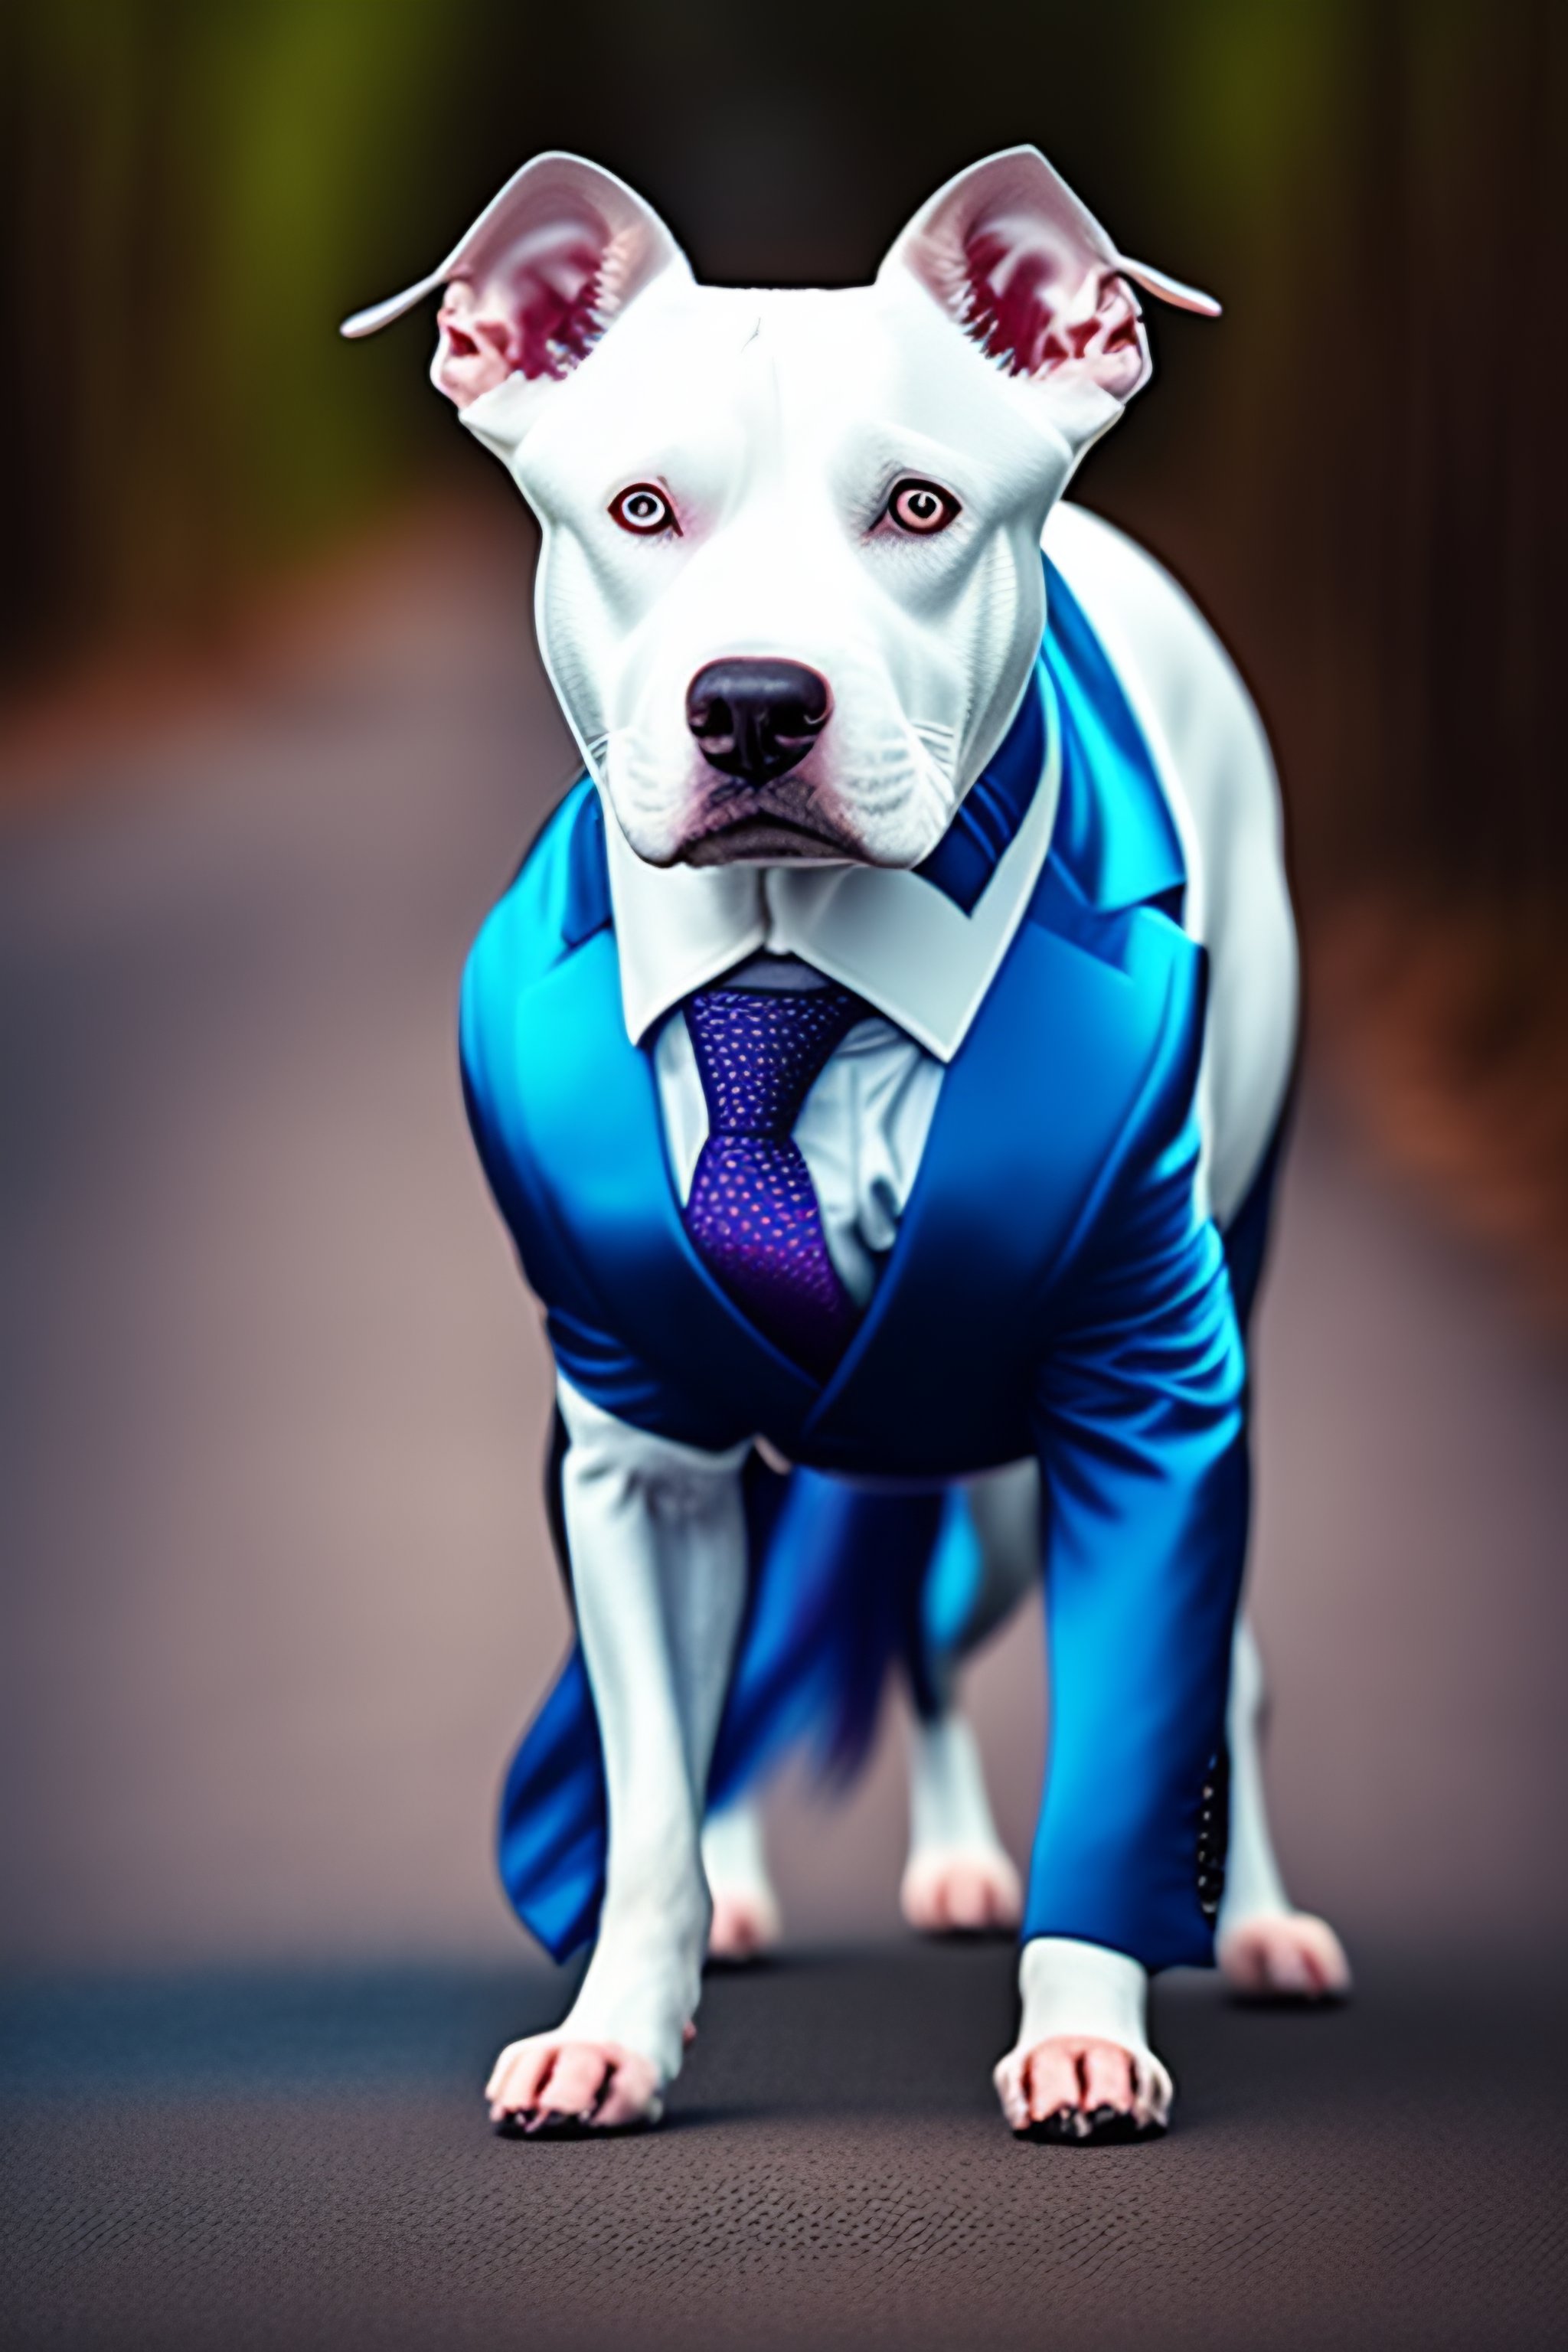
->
[2, 0, 1565, 1978]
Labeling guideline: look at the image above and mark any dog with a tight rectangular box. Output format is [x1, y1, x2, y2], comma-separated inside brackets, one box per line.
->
[344, 145, 1348, 2142]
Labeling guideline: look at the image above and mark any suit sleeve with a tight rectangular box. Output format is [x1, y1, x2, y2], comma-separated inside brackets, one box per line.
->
[459, 916, 752, 1451]
[1025, 952, 1249, 1971]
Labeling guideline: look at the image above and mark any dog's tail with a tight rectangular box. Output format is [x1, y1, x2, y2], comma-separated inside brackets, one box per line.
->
[707, 1462, 958, 1805]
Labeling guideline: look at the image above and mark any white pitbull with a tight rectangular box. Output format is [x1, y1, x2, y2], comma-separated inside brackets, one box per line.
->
[345, 145, 1349, 2142]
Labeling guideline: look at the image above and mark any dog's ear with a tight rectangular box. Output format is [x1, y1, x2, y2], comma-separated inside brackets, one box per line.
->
[877, 147, 1218, 449]
[341, 154, 691, 456]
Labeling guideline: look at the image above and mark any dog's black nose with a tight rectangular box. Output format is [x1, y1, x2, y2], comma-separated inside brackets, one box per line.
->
[686, 659, 831, 786]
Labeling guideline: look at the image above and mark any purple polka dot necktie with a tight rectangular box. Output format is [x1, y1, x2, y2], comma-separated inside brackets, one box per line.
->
[682, 983, 869, 1379]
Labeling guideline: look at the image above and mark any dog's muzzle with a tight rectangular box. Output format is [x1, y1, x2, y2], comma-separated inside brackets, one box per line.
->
[685, 658, 831, 787]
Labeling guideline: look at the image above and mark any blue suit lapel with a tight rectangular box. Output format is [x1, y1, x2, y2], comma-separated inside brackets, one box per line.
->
[800, 574, 1191, 1470]
[799, 888, 1155, 1474]
[512, 928, 822, 1436]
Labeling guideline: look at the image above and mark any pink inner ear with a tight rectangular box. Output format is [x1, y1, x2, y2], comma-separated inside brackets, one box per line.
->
[495, 221, 610, 381]
[959, 217, 1143, 393]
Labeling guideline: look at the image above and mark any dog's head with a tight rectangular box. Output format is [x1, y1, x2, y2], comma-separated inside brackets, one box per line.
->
[344, 149, 1214, 870]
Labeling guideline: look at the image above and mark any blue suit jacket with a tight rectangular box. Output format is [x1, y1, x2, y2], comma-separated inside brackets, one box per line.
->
[462, 566, 1250, 1973]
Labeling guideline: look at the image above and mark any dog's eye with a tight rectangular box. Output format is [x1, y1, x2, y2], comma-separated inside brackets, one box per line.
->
[609, 483, 680, 536]
[887, 479, 960, 535]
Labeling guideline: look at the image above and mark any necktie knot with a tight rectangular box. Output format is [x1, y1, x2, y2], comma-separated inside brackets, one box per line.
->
[684, 983, 867, 1140]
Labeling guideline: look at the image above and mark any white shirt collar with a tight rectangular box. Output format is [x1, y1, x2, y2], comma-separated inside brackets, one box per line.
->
[603, 679, 1060, 1063]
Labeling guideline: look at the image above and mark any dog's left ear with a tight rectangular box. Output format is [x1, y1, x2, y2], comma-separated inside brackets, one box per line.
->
[341, 153, 691, 459]
[878, 146, 1219, 449]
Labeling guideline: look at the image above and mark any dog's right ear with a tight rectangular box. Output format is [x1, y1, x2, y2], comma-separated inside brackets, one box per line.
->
[340, 154, 691, 459]
[877, 147, 1218, 454]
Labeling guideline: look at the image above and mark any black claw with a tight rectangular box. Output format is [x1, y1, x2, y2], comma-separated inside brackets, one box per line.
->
[1084, 2102, 1149, 2144]
[1015, 2102, 1165, 2148]
[1023, 2104, 1086, 2144]
[492, 2106, 653, 2142]
[493, 2108, 592, 2140]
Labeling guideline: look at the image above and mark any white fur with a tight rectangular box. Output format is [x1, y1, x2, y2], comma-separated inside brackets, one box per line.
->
[491, 266, 1068, 869]
[547, 1379, 750, 2088]
[402, 146, 1173, 876]
[1044, 502, 1298, 1224]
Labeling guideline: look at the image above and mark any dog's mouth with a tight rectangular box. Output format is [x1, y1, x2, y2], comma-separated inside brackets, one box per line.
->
[678, 773, 864, 866]
[681, 808, 854, 867]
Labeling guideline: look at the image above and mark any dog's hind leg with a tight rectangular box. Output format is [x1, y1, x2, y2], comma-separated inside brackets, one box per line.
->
[1216, 1617, 1352, 1997]
[900, 1465, 1032, 1934]
[702, 1798, 782, 1960]
[901, 1707, 1023, 1932]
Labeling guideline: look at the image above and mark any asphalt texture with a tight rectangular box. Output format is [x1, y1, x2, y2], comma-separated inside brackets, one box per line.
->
[3, 1948, 1566, 2352]
[2, 505, 1566, 2349]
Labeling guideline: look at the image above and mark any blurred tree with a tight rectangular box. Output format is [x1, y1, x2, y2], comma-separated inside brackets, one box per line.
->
[1136, 0, 1568, 906]
[2, 0, 1563, 921]
[0, 0, 468, 665]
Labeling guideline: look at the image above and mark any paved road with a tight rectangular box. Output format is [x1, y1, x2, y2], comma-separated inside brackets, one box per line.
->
[3, 1946, 1563, 2352]
[2, 506, 1565, 2347]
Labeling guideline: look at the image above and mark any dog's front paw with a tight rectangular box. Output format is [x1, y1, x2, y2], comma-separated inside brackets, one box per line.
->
[994, 2034, 1171, 2145]
[485, 2035, 664, 2136]
[901, 1845, 1022, 1935]
[1217, 1910, 1351, 2001]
